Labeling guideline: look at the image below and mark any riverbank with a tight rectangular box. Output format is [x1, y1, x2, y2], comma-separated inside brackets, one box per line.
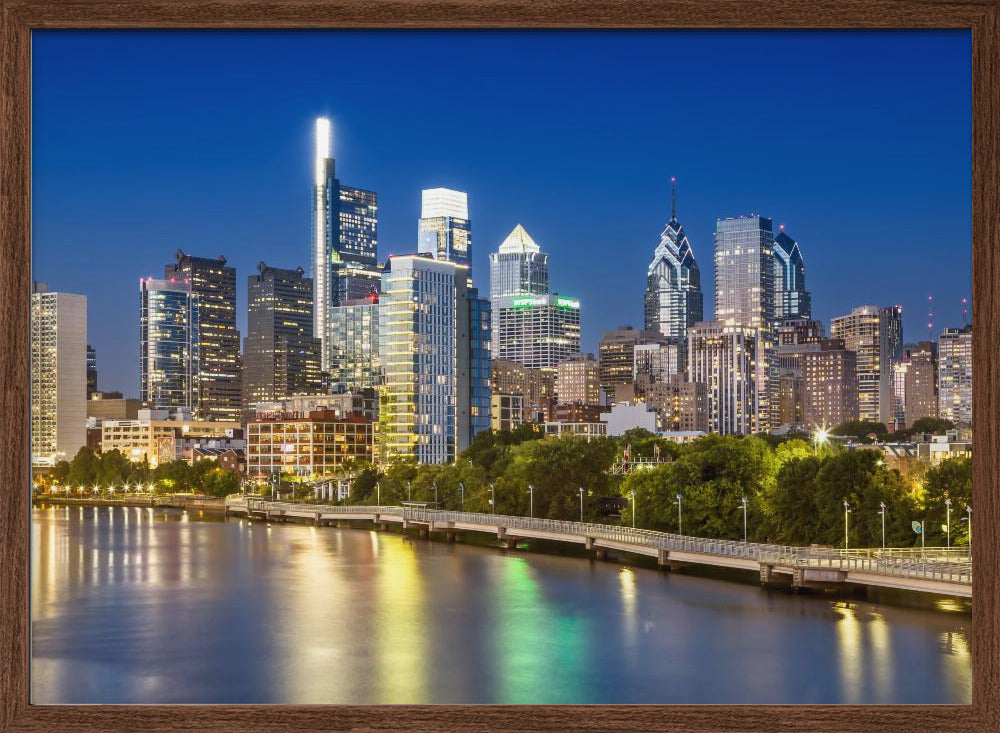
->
[34, 495, 227, 513]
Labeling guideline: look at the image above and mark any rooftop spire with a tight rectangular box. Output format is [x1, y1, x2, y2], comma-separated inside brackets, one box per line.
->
[671, 176, 677, 221]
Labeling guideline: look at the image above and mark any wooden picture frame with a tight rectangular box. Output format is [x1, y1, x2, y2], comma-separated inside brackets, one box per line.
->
[1, 1, 996, 730]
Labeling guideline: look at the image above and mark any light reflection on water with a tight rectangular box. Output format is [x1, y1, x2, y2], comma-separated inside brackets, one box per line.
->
[31, 505, 971, 705]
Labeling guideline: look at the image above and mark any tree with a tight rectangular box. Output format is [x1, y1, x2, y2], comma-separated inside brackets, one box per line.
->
[830, 420, 888, 442]
[909, 417, 956, 435]
[921, 457, 971, 546]
[67, 447, 98, 488]
[95, 450, 132, 487]
[201, 467, 240, 498]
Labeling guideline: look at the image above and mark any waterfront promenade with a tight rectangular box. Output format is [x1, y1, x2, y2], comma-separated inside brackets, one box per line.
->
[225, 496, 972, 598]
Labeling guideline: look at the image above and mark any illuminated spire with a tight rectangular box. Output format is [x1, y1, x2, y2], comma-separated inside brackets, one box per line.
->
[314, 117, 332, 186]
[671, 176, 677, 221]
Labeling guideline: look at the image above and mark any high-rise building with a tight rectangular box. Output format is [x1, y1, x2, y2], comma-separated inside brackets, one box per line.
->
[802, 339, 858, 429]
[715, 216, 777, 431]
[243, 262, 322, 411]
[31, 283, 87, 465]
[643, 178, 703, 349]
[938, 326, 972, 426]
[774, 318, 824, 427]
[598, 327, 666, 399]
[165, 250, 241, 421]
[140, 277, 199, 412]
[490, 359, 555, 424]
[311, 117, 379, 371]
[328, 294, 381, 395]
[644, 374, 709, 433]
[86, 344, 97, 398]
[555, 353, 601, 406]
[687, 321, 759, 435]
[633, 342, 683, 385]
[418, 188, 472, 271]
[772, 227, 811, 320]
[904, 342, 938, 426]
[830, 305, 903, 425]
[492, 293, 581, 371]
[468, 292, 493, 441]
[378, 255, 489, 464]
[489, 224, 549, 301]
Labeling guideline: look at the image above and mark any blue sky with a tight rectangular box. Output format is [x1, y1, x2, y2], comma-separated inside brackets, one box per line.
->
[32, 30, 971, 397]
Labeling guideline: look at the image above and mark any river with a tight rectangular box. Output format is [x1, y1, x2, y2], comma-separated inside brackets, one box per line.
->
[31, 504, 972, 704]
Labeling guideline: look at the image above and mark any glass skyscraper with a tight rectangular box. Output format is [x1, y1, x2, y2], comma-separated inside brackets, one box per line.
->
[418, 188, 472, 271]
[772, 228, 811, 320]
[643, 179, 703, 346]
[312, 117, 379, 371]
[493, 294, 581, 371]
[489, 224, 549, 301]
[328, 295, 381, 394]
[165, 250, 241, 421]
[140, 277, 199, 412]
[243, 262, 322, 411]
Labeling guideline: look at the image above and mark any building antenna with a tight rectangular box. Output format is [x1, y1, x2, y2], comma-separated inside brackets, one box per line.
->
[927, 294, 934, 340]
[962, 297, 969, 326]
[671, 176, 677, 221]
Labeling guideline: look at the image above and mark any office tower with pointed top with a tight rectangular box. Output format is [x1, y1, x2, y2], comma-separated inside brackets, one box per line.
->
[772, 227, 811, 320]
[643, 178, 703, 346]
[419, 188, 472, 270]
[489, 224, 549, 300]
[312, 117, 379, 371]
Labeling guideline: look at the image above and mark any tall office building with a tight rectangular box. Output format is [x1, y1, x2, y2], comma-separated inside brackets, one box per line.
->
[644, 375, 709, 433]
[938, 326, 972, 426]
[774, 318, 824, 427]
[490, 224, 549, 300]
[598, 327, 666, 399]
[418, 188, 472, 271]
[772, 227, 811, 320]
[830, 305, 903, 425]
[802, 339, 858, 429]
[379, 255, 489, 464]
[31, 283, 87, 465]
[165, 250, 241, 421]
[688, 321, 759, 435]
[140, 277, 199, 412]
[86, 344, 98, 398]
[328, 293, 381, 394]
[643, 178, 703, 347]
[633, 342, 683, 385]
[311, 117, 379, 371]
[555, 354, 601, 406]
[715, 216, 777, 431]
[492, 293, 581, 371]
[243, 263, 322, 410]
[904, 342, 938, 426]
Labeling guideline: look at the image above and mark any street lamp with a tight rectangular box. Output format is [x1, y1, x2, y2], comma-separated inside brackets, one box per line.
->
[814, 427, 829, 455]
[578, 487, 585, 523]
[878, 501, 887, 550]
[433, 481, 438, 506]
[741, 496, 748, 543]
[407, 480, 412, 502]
[963, 505, 972, 553]
[459, 482, 465, 512]
[489, 483, 496, 514]
[630, 489, 636, 528]
[674, 493, 683, 535]
[944, 497, 952, 548]
[843, 499, 851, 550]
[376, 481, 380, 507]
[527, 484, 535, 518]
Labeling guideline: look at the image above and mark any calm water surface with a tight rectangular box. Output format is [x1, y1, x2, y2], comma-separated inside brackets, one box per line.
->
[31, 505, 971, 704]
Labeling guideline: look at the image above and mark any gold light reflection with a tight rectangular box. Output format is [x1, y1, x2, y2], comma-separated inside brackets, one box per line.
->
[374, 533, 427, 702]
[834, 602, 863, 703]
[619, 567, 638, 648]
[867, 611, 891, 702]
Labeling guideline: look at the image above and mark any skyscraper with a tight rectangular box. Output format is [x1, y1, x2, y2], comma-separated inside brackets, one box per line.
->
[556, 354, 601, 406]
[418, 188, 472, 270]
[243, 262, 322, 410]
[802, 339, 858, 429]
[772, 227, 811, 320]
[830, 305, 903, 425]
[598, 327, 666, 400]
[938, 326, 972, 426]
[489, 224, 549, 300]
[903, 342, 938, 425]
[165, 250, 241, 421]
[715, 216, 777, 431]
[643, 178, 703, 346]
[328, 294, 381, 395]
[86, 344, 97, 398]
[492, 294, 581, 371]
[687, 321, 759, 435]
[140, 277, 199, 412]
[31, 283, 87, 465]
[312, 117, 379, 371]
[379, 255, 489, 464]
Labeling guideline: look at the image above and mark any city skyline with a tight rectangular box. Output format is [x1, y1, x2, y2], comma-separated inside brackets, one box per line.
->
[33, 30, 971, 396]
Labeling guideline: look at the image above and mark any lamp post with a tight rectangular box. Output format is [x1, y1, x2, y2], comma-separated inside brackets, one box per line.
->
[675, 493, 683, 535]
[964, 505, 972, 553]
[814, 427, 829, 455]
[578, 487, 585, 523]
[433, 481, 438, 507]
[527, 484, 534, 518]
[843, 499, 851, 550]
[459, 482, 465, 512]
[878, 501, 886, 550]
[945, 497, 952, 548]
[376, 481, 380, 507]
[741, 496, 748, 543]
[630, 490, 636, 528]
[489, 483, 496, 515]
[407, 480, 412, 502]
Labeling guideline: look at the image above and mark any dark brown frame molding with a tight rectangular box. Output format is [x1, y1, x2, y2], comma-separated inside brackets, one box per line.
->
[2, 1, 998, 731]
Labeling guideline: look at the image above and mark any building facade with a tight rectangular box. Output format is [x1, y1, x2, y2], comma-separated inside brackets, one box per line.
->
[687, 321, 759, 435]
[904, 342, 938, 426]
[555, 353, 601, 406]
[772, 228, 811, 320]
[938, 326, 972, 426]
[643, 375, 709, 433]
[490, 359, 556, 424]
[243, 262, 323, 411]
[492, 293, 581, 370]
[247, 410, 374, 481]
[31, 284, 87, 465]
[140, 277, 199, 413]
[489, 224, 549, 301]
[643, 179, 703, 347]
[802, 339, 858, 429]
[86, 344, 97, 398]
[328, 296, 381, 394]
[165, 250, 241, 421]
[418, 188, 472, 271]
[598, 327, 665, 399]
[830, 305, 903, 425]
[101, 409, 241, 468]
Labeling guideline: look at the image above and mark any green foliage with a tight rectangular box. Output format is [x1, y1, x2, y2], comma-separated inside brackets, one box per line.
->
[920, 457, 971, 546]
[909, 417, 956, 435]
[830, 420, 888, 442]
[201, 467, 240, 498]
